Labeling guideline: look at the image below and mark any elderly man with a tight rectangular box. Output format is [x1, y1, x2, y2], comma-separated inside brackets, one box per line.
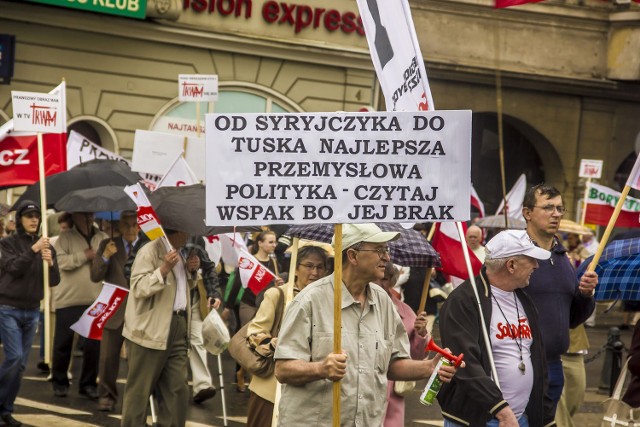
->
[466, 225, 486, 263]
[90, 211, 140, 412]
[120, 230, 199, 427]
[274, 223, 458, 426]
[522, 184, 597, 414]
[438, 230, 556, 427]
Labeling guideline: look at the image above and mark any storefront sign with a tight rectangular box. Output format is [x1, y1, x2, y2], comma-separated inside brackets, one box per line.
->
[205, 110, 472, 225]
[27, 0, 147, 19]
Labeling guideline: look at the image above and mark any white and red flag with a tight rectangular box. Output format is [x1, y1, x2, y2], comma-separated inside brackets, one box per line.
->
[626, 154, 640, 191]
[124, 183, 166, 241]
[584, 183, 640, 228]
[236, 247, 276, 295]
[431, 222, 482, 280]
[156, 153, 198, 189]
[70, 283, 129, 340]
[1, 82, 67, 186]
[495, 174, 527, 220]
[470, 184, 485, 218]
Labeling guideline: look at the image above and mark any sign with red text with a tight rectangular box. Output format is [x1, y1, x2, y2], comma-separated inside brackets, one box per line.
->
[178, 74, 219, 102]
[11, 90, 64, 133]
[205, 110, 472, 225]
[579, 159, 603, 179]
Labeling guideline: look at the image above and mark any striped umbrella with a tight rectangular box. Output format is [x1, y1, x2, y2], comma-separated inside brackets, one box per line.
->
[286, 223, 440, 268]
[577, 238, 640, 301]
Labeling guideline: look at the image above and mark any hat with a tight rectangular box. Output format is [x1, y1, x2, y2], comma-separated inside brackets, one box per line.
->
[485, 230, 550, 261]
[332, 223, 400, 250]
[16, 200, 40, 218]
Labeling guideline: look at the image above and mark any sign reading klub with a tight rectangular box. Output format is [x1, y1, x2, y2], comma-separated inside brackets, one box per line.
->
[11, 91, 64, 133]
[178, 75, 219, 102]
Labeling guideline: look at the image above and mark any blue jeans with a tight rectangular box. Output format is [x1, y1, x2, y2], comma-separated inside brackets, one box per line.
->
[444, 414, 529, 427]
[0, 305, 40, 416]
[546, 358, 564, 416]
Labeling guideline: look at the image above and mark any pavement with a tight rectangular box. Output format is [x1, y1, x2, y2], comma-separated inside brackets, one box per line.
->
[0, 301, 634, 426]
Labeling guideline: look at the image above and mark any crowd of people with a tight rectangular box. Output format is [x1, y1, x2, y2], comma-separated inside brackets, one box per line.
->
[3, 182, 640, 427]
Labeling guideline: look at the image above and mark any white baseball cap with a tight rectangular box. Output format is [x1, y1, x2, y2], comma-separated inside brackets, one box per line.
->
[485, 230, 551, 260]
[332, 223, 400, 250]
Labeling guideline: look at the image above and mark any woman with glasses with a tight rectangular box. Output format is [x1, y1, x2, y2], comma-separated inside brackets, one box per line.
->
[245, 245, 329, 427]
[376, 262, 429, 427]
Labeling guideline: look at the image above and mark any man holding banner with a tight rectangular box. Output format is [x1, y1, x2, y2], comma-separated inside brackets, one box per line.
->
[120, 229, 199, 427]
[0, 200, 60, 427]
[274, 224, 458, 426]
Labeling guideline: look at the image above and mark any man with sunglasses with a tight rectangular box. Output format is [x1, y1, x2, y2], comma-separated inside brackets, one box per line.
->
[274, 223, 459, 426]
[521, 184, 598, 417]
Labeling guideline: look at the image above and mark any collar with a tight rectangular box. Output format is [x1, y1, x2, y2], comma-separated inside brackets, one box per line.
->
[335, 278, 376, 310]
[122, 236, 139, 248]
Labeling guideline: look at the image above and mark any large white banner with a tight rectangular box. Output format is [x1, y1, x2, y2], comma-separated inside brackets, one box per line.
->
[131, 130, 205, 181]
[205, 111, 471, 225]
[356, 0, 433, 112]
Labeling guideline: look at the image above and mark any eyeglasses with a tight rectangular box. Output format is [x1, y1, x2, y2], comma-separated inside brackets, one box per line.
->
[533, 205, 566, 215]
[353, 246, 391, 259]
[298, 263, 326, 272]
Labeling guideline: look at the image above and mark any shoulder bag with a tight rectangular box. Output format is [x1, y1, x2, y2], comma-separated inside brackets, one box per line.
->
[602, 358, 640, 427]
[227, 286, 285, 378]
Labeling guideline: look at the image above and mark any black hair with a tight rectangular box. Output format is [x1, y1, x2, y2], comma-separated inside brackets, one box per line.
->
[523, 183, 562, 210]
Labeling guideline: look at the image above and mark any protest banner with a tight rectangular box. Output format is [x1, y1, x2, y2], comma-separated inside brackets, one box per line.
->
[585, 183, 640, 228]
[0, 131, 66, 186]
[131, 130, 205, 181]
[70, 283, 129, 340]
[67, 130, 161, 189]
[579, 159, 604, 179]
[205, 111, 471, 226]
[178, 74, 218, 102]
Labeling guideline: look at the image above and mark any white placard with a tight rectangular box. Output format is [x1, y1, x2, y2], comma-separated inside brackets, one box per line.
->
[131, 130, 205, 181]
[11, 90, 65, 133]
[579, 159, 603, 179]
[205, 111, 472, 225]
[178, 74, 219, 102]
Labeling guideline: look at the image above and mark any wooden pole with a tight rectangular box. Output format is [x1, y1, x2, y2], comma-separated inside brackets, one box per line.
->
[417, 267, 434, 315]
[272, 237, 300, 426]
[587, 185, 631, 272]
[36, 132, 51, 365]
[580, 178, 592, 227]
[332, 224, 343, 427]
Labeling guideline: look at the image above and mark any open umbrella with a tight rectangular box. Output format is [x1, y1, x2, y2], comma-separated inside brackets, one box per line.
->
[148, 184, 261, 236]
[558, 219, 593, 236]
[577, 238, 640, 301]
[475, 214, 526, 230]
[285, 223, 441, 268]
[54, 185, 135, 213]
[13, 159, 141, 209]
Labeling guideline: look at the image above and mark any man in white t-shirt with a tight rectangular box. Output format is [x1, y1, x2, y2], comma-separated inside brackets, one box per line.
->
[437, 230, 557, 427]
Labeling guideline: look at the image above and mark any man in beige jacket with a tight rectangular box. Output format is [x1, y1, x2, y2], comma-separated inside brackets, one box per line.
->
[120, 230, 199, 427]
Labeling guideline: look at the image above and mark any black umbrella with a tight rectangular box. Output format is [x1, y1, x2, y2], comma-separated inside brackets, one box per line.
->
[148, 184, 261, 236]
[54, 186, 136, 213]
[12, 159, 141, 210]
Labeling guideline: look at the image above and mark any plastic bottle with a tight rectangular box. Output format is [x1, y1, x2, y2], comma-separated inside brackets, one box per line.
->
[419, 358, 452, 405]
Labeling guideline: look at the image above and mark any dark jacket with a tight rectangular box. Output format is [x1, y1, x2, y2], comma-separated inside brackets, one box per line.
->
[437, 268, 556, 427]
[0, 228, 61, 309]
[524, 237, 596, 361]
[623, 322, 640, 407]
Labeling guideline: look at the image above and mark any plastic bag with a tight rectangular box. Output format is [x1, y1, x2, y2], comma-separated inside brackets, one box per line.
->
[201, 308, 230, 355]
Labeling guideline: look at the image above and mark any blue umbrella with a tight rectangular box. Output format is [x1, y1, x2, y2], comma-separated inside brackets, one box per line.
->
[577, 238, 640, 301]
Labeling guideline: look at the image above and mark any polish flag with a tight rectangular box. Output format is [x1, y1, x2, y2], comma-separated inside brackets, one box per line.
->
[431, 222, 482, 280]
[236, 247, 276, 295]
[626, 154, 640, 191]
[495, 174, 527, 220]
[70, 283, 129, 340]
[124, 183, 166, 241]
[156, 153, 198, 189]
[584, 182, 640, 228]
[470, 184, 485, 218]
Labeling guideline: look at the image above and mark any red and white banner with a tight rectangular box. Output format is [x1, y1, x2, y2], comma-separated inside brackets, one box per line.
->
[11, 85, 65, 133]
[237, 247, 276, 295]
[70, 283, 129, 340]
[431, 222, 482, 280]
[585, 182, 640, 228]
[495, 174, 527, 220]
[356, 0, 433, 112]
[124, 183, 167, 241]
[156, 153, 198, 189]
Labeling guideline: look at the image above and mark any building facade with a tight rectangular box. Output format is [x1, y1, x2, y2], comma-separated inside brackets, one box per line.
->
[1, 0, 640, 218]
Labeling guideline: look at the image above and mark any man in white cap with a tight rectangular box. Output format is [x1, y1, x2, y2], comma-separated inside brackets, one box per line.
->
[437, 230, 557, 427]
[274, 223, 459, 426]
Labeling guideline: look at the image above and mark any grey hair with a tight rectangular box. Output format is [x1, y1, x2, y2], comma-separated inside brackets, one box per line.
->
[484, 257, 510, 271]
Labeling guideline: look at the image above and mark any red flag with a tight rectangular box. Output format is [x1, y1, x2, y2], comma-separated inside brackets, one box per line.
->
[431, 222, 482, 280]
[70, 283, 129, 340]
[0, 131, 67, 187]
[585, 183, 640, 228]
[237, 248, 276, 295]
[495, 0, 543, 7]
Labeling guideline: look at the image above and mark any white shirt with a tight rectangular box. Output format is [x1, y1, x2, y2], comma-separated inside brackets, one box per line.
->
[490, 286, 534, 417]
[172, 256, 187, 311]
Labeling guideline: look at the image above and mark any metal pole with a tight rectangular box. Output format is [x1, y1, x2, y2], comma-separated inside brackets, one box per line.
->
[217, 354, 228, 426]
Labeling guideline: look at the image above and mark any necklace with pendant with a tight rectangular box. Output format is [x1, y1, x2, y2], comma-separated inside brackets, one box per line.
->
[492, 292, 526, 375]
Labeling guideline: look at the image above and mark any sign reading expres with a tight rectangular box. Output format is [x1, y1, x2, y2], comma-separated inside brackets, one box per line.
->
[27, 0, 147, 19]
[205, 111, 472, 225]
